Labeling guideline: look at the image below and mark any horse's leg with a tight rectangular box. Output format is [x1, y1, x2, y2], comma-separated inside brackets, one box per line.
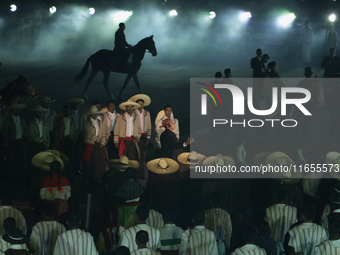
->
[82, 68, 99, 100]
[132, 74, 142, 94]
[118, 73, 133, 100]
[102, 71, 115, 100]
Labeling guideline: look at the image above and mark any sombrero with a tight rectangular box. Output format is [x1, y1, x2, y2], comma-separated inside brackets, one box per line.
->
[203, 154, 235, 166]
[147, 158, 179, 174]
[7, 104, 26, 110]
[155, 109, 174, 126]
[68, 98, 85, 105]
[119, 99, 140, 110]
[109, 156, 139, 169]
[3, 229, 29, 244]
[32, 151, 65, 171]
[46, 149, 70, 164]
[30, 105, 48, 112]
[326, 152, 340, 179]
[130, 94, 151, 107]
[101, 107, 109, 112]
[85, 105, 105, 115]
[265, 151, 302, 184]
[41, 96, 56, 103]
[177, 151, 206, 165]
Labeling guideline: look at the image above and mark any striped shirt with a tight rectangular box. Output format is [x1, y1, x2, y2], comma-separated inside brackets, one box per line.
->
[121, 224, 160, 252]
[0, 206, 27, 235]
[315, 239, 340, 255]
[0, 237, 27, 255]
[231, 244, 267, 255]
[204, 208, 232, 247]
[264, 204, 297, 242]
[288, 223, 328, 255]
[130, 248, 160, 255]
[179, 226, 218, 255]
[126, 210, 165, 229]
[53, 229, 98, 255]
[29, 221, 66, 255]
[160, 224, 184, 251]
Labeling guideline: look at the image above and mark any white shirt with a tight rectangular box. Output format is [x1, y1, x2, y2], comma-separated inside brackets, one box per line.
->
[90, 117, 99, 137]
[130, 248, 160, 255]
[43, 108, 56, 132]
[63, 117, 71, 137]
[105, 111, 118, 132]
[71, 110, 82, 133]
[315, 239, 340, 255]
[0, 206, 27, 235]
[160, 224, 184, 251]
[35, 118, 43, 138]
[125, 112, 134, 137]
[136, 109, 145, 133]
[12, 115, 22, 139]
[231, 244, 266, 255]
[0, 236, 27, 254]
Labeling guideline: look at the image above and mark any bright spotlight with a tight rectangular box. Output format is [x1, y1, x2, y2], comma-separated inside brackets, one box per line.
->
[329, 14, 336, 22]
[115, 10, 133, 22]
[49, 6, 57, 14]
[10, 4, 17, 12]
[209, 11, 216, 19]
[277, 13, 296, 28]
[239, 12, 252, 22]
[169, 10, 178, 16]
[89, 7, 95, 15]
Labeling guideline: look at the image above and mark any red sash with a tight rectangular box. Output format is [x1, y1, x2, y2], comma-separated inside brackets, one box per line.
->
[118, 137, 133, 157]
[82, 143, 93, 162]
[141, 133, 147, 137]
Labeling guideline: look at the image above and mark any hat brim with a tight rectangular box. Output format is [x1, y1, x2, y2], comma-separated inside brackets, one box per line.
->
[32, 152, 65, 171]
[147, 158, 179, 174]
[130, 94, 151, 107]
[155, 110, 174, 126]
[69, 98, 85, 105]
[41, 99, 56, 103]
[2, 233, 29, 244]
[31, 108, 48, 112]
[46, 150, 70, 164]
[177, 152, 206, 165]
[7, 104, 26, 110]
[202, 155, 235, 166]
[109, 159, 139, 169]
[119, 102, 141, 110]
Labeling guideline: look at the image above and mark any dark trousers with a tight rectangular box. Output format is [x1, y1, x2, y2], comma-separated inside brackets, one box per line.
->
[107, 133, 118, 159]
[60, 137, 76, 179]
[137, 135, 147, 179]
[122, 140, 138, 160]
[74, 134, 84, 171]
[82, 142, 107, 183]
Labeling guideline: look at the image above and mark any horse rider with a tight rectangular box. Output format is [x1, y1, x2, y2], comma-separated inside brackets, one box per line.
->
[113, 23, 132, 63]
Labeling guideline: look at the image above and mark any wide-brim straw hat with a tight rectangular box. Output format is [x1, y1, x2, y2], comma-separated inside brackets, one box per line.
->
[109, 156, 139, 169]
[177, 151, 206, 165]
[7, 104, 26, 110]
[265, 151, 302, 183]
[46, 149, 70, 164]
[155, 110, 174, 126]
[32, 151, 65, 171]
[119, 99, 140, 110]
[85, 105, 105, 115]
[326, 152, 340, 179]
[41, 96, 56, 103]
[147, 158, 179, 174]
[2, 229, 29, 244]
[130, 94, 151, 107]
[68, 98, 85, 105]
[30, 105, 48, 112]
[203, 154, 235, 166]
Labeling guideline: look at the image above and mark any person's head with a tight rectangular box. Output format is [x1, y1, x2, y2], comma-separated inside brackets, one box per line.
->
[135, 205, 150, 223]
[125, 167, 137, 180]
[329, 47, 336, 57]
[50, 161, 62, 175]
[192, 210, 205, 226]
[274, 186, 286, 203]
[34, 110, 43, 120]
[162, 207, 178, 223]
[224, 68, 231, 78]
[262, 54, 270, 63]
[125, 105, 134, 114]
[3, 218, 16, 234]
[243, 225, 258, 244]
[116, 246, 130, 255]
[329, 218, 340, 238]
[215, 72, 222, 79]
[210, 192, 222, 208]
[304, 19, 309, 27]
[164, 104, 172, 118]
[162, 119, 175, 131]
[66, 213, 81, 229]
[136, 99, 144, 111]
[62, 105, 71, 117]
[301, 204, 315, 222]
[135, 230, 149, 248]
[139, 192, 153, 208]
[93, 102, 101, 112]
[42, 203, 56, 220]
[268, 61, 278, 72]
[119, 22, 125, 30]
[256, 48, 262, 57]
[1, 191, 12, 206]
[257, 221, 270, 236]
[107, 102, 115, 113]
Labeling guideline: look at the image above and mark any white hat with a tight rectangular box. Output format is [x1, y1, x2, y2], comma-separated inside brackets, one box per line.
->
[130, 94, 151, 107]
[119, 99, 140, 110]
[147, 158, 179, 174]
[177, 151, 206, 165]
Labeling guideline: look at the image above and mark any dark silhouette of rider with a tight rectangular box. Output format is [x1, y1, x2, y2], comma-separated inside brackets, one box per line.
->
[113, 23, 131, 62]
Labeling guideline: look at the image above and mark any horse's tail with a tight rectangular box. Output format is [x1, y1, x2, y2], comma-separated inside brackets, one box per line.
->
[74, 56, 92, 85]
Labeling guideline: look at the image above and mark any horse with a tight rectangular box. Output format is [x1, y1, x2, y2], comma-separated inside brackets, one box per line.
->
[0, 75, 38, 108]
[74, 35, 157, 100]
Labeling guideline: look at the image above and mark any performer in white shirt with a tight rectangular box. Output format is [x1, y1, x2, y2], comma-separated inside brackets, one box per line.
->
[41, 96, 57, 148]
[231, 226, 266, 255]
[130, 230, 160, 255]
[315, 218, 340, 255]
[0, 218, 28, 254]
[101, 101, 119, 159]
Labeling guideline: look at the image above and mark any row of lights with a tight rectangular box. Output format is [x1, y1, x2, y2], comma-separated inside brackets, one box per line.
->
[10, 4, 98, 15]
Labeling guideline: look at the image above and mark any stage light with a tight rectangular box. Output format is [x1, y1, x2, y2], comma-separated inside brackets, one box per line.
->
[89, 7, 95, 15]
[329, 14, 336, 22]
[209, 11, 216, 19]
[114, 10, 133, 22]
[169, 10, 178, 16]
[277, 13, 296, 28]
[49, 6, 57, 14]
[10, 4, 17, 12]
[239, 12, 251, 22]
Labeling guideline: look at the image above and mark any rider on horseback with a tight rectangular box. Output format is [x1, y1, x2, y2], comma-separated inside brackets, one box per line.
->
[113, 23, 132, 69]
